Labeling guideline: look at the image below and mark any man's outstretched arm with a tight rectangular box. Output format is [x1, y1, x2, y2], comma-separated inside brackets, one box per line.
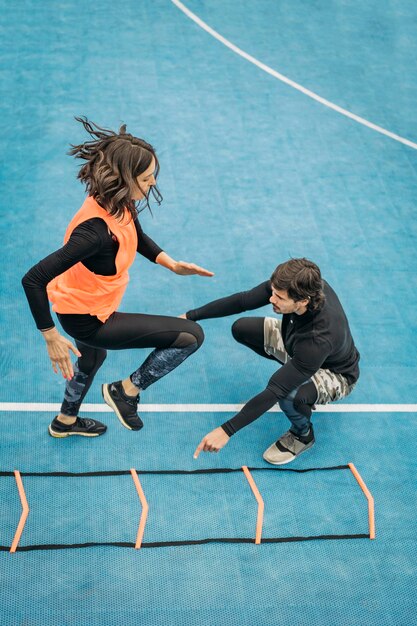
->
[186, 280, 271, 321]
[193, 354, 327, 458]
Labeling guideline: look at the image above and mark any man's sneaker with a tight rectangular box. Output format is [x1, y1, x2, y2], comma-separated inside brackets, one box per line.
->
[263, 427, 315, 465]
[102, 381, 143, 431]
[48, 416, 107, 438]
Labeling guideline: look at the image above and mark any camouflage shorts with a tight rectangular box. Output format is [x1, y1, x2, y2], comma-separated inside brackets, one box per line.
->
[264, 317, 289, 364]
[263, 317, 355, 405]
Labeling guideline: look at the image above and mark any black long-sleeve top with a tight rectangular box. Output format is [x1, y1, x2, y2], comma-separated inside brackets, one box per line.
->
[22, 217, 163, 338]
[186, 280, 360, 436]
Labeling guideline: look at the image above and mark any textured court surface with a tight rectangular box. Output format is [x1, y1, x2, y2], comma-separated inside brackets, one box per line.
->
[1, 0, 417, 624]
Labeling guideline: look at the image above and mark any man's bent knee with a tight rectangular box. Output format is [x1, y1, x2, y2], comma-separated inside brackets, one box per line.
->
[292, 382, 317, 417]
[231, 317, 250, 343]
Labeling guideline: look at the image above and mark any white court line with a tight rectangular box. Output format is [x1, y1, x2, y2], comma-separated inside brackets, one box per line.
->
[0, 403, 416, 413]
[171, 0, 417, 150]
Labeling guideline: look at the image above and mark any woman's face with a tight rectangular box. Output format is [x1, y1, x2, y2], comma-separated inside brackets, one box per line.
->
[131, 156, 156, 201]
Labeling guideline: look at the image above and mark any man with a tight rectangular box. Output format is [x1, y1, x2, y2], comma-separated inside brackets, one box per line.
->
[186, 258, 359, 464]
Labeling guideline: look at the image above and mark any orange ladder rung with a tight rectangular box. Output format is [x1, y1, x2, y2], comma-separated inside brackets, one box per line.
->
[10, 470, 30, 553]
[242, 466, 264, 545]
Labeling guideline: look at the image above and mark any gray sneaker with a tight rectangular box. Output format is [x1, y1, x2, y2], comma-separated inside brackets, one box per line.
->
[263, 428, 315, 465]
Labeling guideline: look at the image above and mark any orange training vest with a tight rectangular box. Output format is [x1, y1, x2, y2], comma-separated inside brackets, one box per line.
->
[47, 196, 138, 323]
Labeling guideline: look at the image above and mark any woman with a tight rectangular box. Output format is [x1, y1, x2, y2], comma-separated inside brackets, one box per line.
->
[22, 118, 213, 438]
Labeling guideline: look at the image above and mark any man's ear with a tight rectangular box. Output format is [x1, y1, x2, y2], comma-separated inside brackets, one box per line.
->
[298, 298, 310, 309]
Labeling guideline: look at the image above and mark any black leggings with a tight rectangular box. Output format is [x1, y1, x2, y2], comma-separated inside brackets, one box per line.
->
[58, 312, 204, 417]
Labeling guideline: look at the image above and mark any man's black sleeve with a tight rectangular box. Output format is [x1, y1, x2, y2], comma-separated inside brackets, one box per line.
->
[135, 219, 163, 262]
[221, 339, 332, 435]
[221, 388, 278, 436]
[186, 280, 271, 321]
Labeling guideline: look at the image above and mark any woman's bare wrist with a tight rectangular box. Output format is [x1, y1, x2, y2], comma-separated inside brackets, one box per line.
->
[41, 327, 59, 342]
[156, 251, 177, 271]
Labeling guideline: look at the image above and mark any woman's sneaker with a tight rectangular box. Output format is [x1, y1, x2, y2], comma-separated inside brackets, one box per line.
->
[48, 416, 107, 438]
[101, 381, 143, 431]
[263, 427, 315, 465]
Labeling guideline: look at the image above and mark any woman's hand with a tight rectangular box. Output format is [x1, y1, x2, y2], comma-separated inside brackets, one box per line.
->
[42, 328, 81, 379]
[155, 252, 214, 277]
[193, 427, 230, 459]
[173, 261, 214, 277]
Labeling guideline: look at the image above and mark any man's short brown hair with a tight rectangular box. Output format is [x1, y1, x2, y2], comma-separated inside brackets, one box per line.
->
[270, 258, 325, 311]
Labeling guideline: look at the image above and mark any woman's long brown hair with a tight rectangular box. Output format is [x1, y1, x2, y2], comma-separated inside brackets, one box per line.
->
[69, 117, 162, 220]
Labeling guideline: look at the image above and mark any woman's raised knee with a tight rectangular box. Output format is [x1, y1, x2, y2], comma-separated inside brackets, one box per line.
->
[172, 321, 204, 349]
[189, 321, 204, 348]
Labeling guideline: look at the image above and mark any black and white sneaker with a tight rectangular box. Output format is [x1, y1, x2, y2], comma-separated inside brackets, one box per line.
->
[48, 416, 107, 438]
[102, 381, 143, 431]
[263, 427, 315, 465]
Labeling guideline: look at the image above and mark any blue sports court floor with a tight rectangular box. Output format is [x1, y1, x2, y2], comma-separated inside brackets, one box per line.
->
[1, 1, 417, 624]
